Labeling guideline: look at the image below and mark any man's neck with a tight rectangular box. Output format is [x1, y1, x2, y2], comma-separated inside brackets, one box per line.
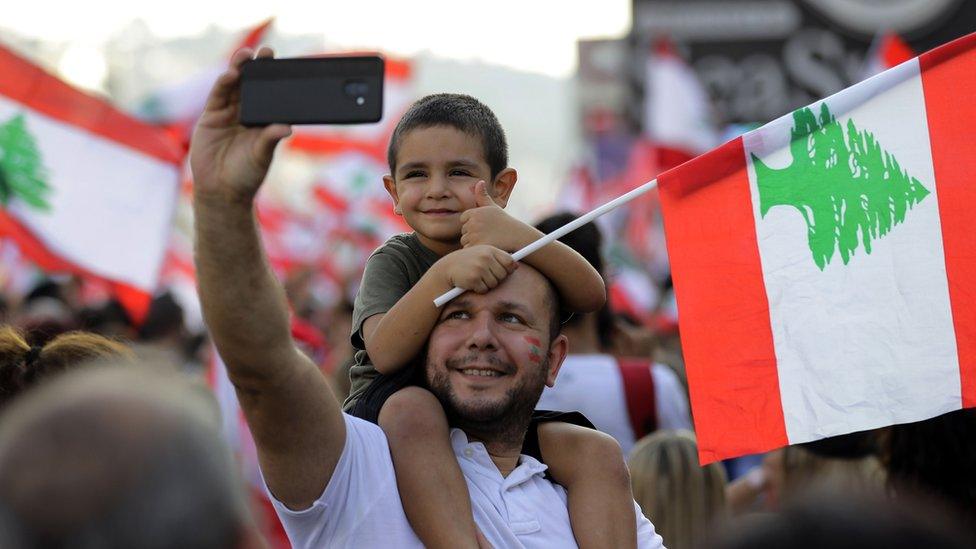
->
[462, 428, 525, 476]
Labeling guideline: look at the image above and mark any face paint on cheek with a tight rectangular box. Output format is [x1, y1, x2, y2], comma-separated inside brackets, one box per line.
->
[524, 335, 543, 364]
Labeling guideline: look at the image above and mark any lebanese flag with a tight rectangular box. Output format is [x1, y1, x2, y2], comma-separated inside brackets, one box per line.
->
[861, 31, 915, 80]
[644, 37, 718, 162]
[141, 18, 274, 149]
[0, 44, 183, 322]
[658, 32, 976, 463]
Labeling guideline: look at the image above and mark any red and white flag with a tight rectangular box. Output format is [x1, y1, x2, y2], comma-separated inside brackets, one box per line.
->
[0, 44, 183, 321]
[658, 32, 976, 463]
[861, 31, 915, 80]
[644, 37, 719, 162]
[140, 18, 274, 147]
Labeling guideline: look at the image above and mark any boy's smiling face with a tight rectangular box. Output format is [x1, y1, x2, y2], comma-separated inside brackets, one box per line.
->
[384, 125, 516, 256]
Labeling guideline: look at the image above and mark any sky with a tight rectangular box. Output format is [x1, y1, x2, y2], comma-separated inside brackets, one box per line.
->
[7, 0, 631, 77]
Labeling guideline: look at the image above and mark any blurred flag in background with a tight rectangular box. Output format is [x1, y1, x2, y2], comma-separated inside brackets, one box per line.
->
[0, 44, 183, 322]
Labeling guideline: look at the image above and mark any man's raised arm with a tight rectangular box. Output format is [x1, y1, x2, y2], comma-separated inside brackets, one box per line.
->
[190, 47, 345, 510]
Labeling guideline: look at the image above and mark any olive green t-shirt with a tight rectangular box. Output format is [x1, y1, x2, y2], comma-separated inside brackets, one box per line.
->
[343, 233, 441, 410]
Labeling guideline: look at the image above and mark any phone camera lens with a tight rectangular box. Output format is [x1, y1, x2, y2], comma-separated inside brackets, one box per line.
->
[344, 81, 370, 102]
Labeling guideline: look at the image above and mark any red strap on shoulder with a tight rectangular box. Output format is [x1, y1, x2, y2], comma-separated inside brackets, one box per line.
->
[615, 357, 658, 438]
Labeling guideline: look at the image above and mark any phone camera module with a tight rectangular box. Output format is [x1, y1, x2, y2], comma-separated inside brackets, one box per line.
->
[344, 80, 370, 106]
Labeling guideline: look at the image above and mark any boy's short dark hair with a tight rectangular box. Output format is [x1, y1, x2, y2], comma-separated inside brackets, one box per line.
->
[387, 93, 508, 180]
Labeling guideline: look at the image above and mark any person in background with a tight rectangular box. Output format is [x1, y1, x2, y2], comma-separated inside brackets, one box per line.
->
[628, 430, 727, 549]
[78, 298, 135, 341]
[726, 432, 885, 514]
[879, 408, 976, 529]
[14, 279, 79, 346]
[534, 212, 692, 453]
[0, 364, 262, 548]
[0, 325, 132, 412]
[710, 493, 972, 549]
[134, 291, 197, 371]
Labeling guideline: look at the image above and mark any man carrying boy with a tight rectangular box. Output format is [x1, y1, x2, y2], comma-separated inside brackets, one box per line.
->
[191, 47, 661, 548]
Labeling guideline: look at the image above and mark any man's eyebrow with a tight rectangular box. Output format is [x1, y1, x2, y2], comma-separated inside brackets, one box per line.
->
[497, 300, 535, 319]
[439, 298, 473, 318]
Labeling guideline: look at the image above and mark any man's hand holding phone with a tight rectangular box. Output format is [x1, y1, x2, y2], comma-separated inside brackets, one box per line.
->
[190, 47, 386, 207]
[190, 47, 292, 206]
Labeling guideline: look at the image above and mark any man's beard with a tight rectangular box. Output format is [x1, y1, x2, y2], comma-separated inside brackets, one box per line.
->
[425, 352, 549, 446]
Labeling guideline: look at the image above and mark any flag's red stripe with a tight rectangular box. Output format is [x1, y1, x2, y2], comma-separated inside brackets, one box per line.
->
[0, 45, 183, 166]
[237, 18, 274, 51]
[658, 137, 787, 463]
[0, 211, 151, 323]
[288, 132, 387, 161]
[920, 33, 976, 408]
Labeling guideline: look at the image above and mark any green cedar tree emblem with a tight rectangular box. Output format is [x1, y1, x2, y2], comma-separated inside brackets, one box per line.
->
[0, 113, 52, 212]
[752, 103, 930, 270]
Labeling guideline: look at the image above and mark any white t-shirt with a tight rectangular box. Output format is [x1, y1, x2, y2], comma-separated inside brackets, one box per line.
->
[536, 354, 693, 454]
[269, 414, 665, 548]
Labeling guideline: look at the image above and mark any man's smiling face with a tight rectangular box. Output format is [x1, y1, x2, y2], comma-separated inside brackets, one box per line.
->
[424, 266, 567, 426]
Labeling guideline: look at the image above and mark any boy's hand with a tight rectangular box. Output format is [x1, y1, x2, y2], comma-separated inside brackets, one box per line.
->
[190, 47, 292, 206]
[460, 181, 539, 252]
[442, 245, 518, 294]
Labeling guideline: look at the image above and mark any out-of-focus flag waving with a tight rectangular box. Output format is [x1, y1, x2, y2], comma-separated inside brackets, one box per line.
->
[288, 56, 415, 160]
[861, 31, 915, 80]
[656, 32, 976, 463]
[0, 43, 183, 321]
[644, 36, 719, 163]
[139, 18, 274, 149]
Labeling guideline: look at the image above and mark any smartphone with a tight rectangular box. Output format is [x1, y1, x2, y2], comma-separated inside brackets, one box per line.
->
[239, 56, 385, 126]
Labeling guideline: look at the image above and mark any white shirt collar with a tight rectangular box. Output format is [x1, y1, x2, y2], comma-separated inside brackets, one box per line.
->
[448, 428, 549, 490]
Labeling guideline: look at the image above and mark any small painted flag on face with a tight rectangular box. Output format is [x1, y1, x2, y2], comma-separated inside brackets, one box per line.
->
[525, 336, 543, 364]
[657, 32, 976, 464]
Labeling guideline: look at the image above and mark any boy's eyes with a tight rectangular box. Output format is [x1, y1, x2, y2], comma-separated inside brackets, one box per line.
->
[401, 169, 474, 179]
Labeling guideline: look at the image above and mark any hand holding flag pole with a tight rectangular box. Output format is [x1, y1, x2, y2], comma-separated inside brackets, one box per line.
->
[433, 178, 660, 307]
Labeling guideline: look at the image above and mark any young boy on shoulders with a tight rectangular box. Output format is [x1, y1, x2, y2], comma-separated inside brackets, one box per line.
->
[345, 93, 636, 548]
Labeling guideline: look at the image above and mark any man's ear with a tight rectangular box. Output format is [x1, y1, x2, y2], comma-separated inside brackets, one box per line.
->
[383, 175, 402, 215]
[490, 168, 517, 208]
[544, 333, 569, 388]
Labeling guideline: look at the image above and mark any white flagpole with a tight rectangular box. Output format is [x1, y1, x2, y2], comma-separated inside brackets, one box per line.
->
[433, 178, 659, 307]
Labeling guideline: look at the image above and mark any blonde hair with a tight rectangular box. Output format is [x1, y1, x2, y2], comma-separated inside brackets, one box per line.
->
[779, 444, 885, 503]
[0, 325, 133, 411]
[628, 430, 728, 549]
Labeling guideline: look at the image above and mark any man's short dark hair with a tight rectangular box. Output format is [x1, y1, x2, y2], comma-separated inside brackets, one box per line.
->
[387, 93, 509, 180]
[540, 277, 562, 344]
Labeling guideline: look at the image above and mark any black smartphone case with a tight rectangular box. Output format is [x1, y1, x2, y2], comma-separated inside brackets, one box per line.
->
[239, 56, 385, 126]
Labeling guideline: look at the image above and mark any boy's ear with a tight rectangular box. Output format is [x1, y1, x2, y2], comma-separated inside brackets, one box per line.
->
[383, 175, 402, 215]
[490, 168, 517, 208]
